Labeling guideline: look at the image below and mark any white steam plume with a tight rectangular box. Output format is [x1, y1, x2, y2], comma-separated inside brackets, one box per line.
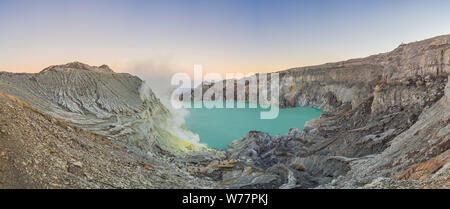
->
[126, 58, 206, 148]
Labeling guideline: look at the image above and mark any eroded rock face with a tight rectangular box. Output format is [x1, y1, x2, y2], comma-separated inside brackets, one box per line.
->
[196, 35, 450, 189]
[278, 35, 450, 112]
[0, 62, 192, 156]
[186, 35, 450, 113]
[217, 129, 350, 188]
[320, 75, 450, 188]
[392, 150, 450, 182]
[213, 75, 449, 188]
[0, 93, 214, 188]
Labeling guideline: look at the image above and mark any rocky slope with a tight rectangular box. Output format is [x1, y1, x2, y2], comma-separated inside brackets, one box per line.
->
[0, 92, 215, 188]
[186, 35, 450, 189]
[0, 62, 221, 188]
[0, 62, 201, 156]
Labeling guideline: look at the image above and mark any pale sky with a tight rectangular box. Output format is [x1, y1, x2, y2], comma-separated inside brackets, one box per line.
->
[1, 0, 450, 76]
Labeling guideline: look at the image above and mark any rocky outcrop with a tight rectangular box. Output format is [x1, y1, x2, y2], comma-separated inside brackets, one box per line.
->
[0, 62, 200, 156]
[0, 93, 214, 188]
[193, 35, 450, 189]
[324, 75, 450, 188]
[186, 35, 450, 113]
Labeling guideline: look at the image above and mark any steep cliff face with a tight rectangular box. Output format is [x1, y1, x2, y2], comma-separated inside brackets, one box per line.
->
[337, 76, 450, 188]
[187, 35, 450, 113]
[188, 35, 449, 189]
[0, 62, 199, 156]
[278, 35, 449, 112]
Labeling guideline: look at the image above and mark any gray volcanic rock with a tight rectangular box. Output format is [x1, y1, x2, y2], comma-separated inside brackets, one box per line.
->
[0, 62, 217, 188]
[0, 93, 214, 188]
[41, 62, 115, 73]
[186, 35, 450, 113]
[0, 62, 197, 156]
[324, 75, 450, 188]
[200, 35, 450, 189]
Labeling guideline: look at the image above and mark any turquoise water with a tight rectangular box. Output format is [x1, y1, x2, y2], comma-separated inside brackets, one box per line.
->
[184, 101, 323, 149]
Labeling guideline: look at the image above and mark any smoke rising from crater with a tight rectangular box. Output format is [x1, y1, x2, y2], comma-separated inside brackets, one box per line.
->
[127, 58, 206, 148]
